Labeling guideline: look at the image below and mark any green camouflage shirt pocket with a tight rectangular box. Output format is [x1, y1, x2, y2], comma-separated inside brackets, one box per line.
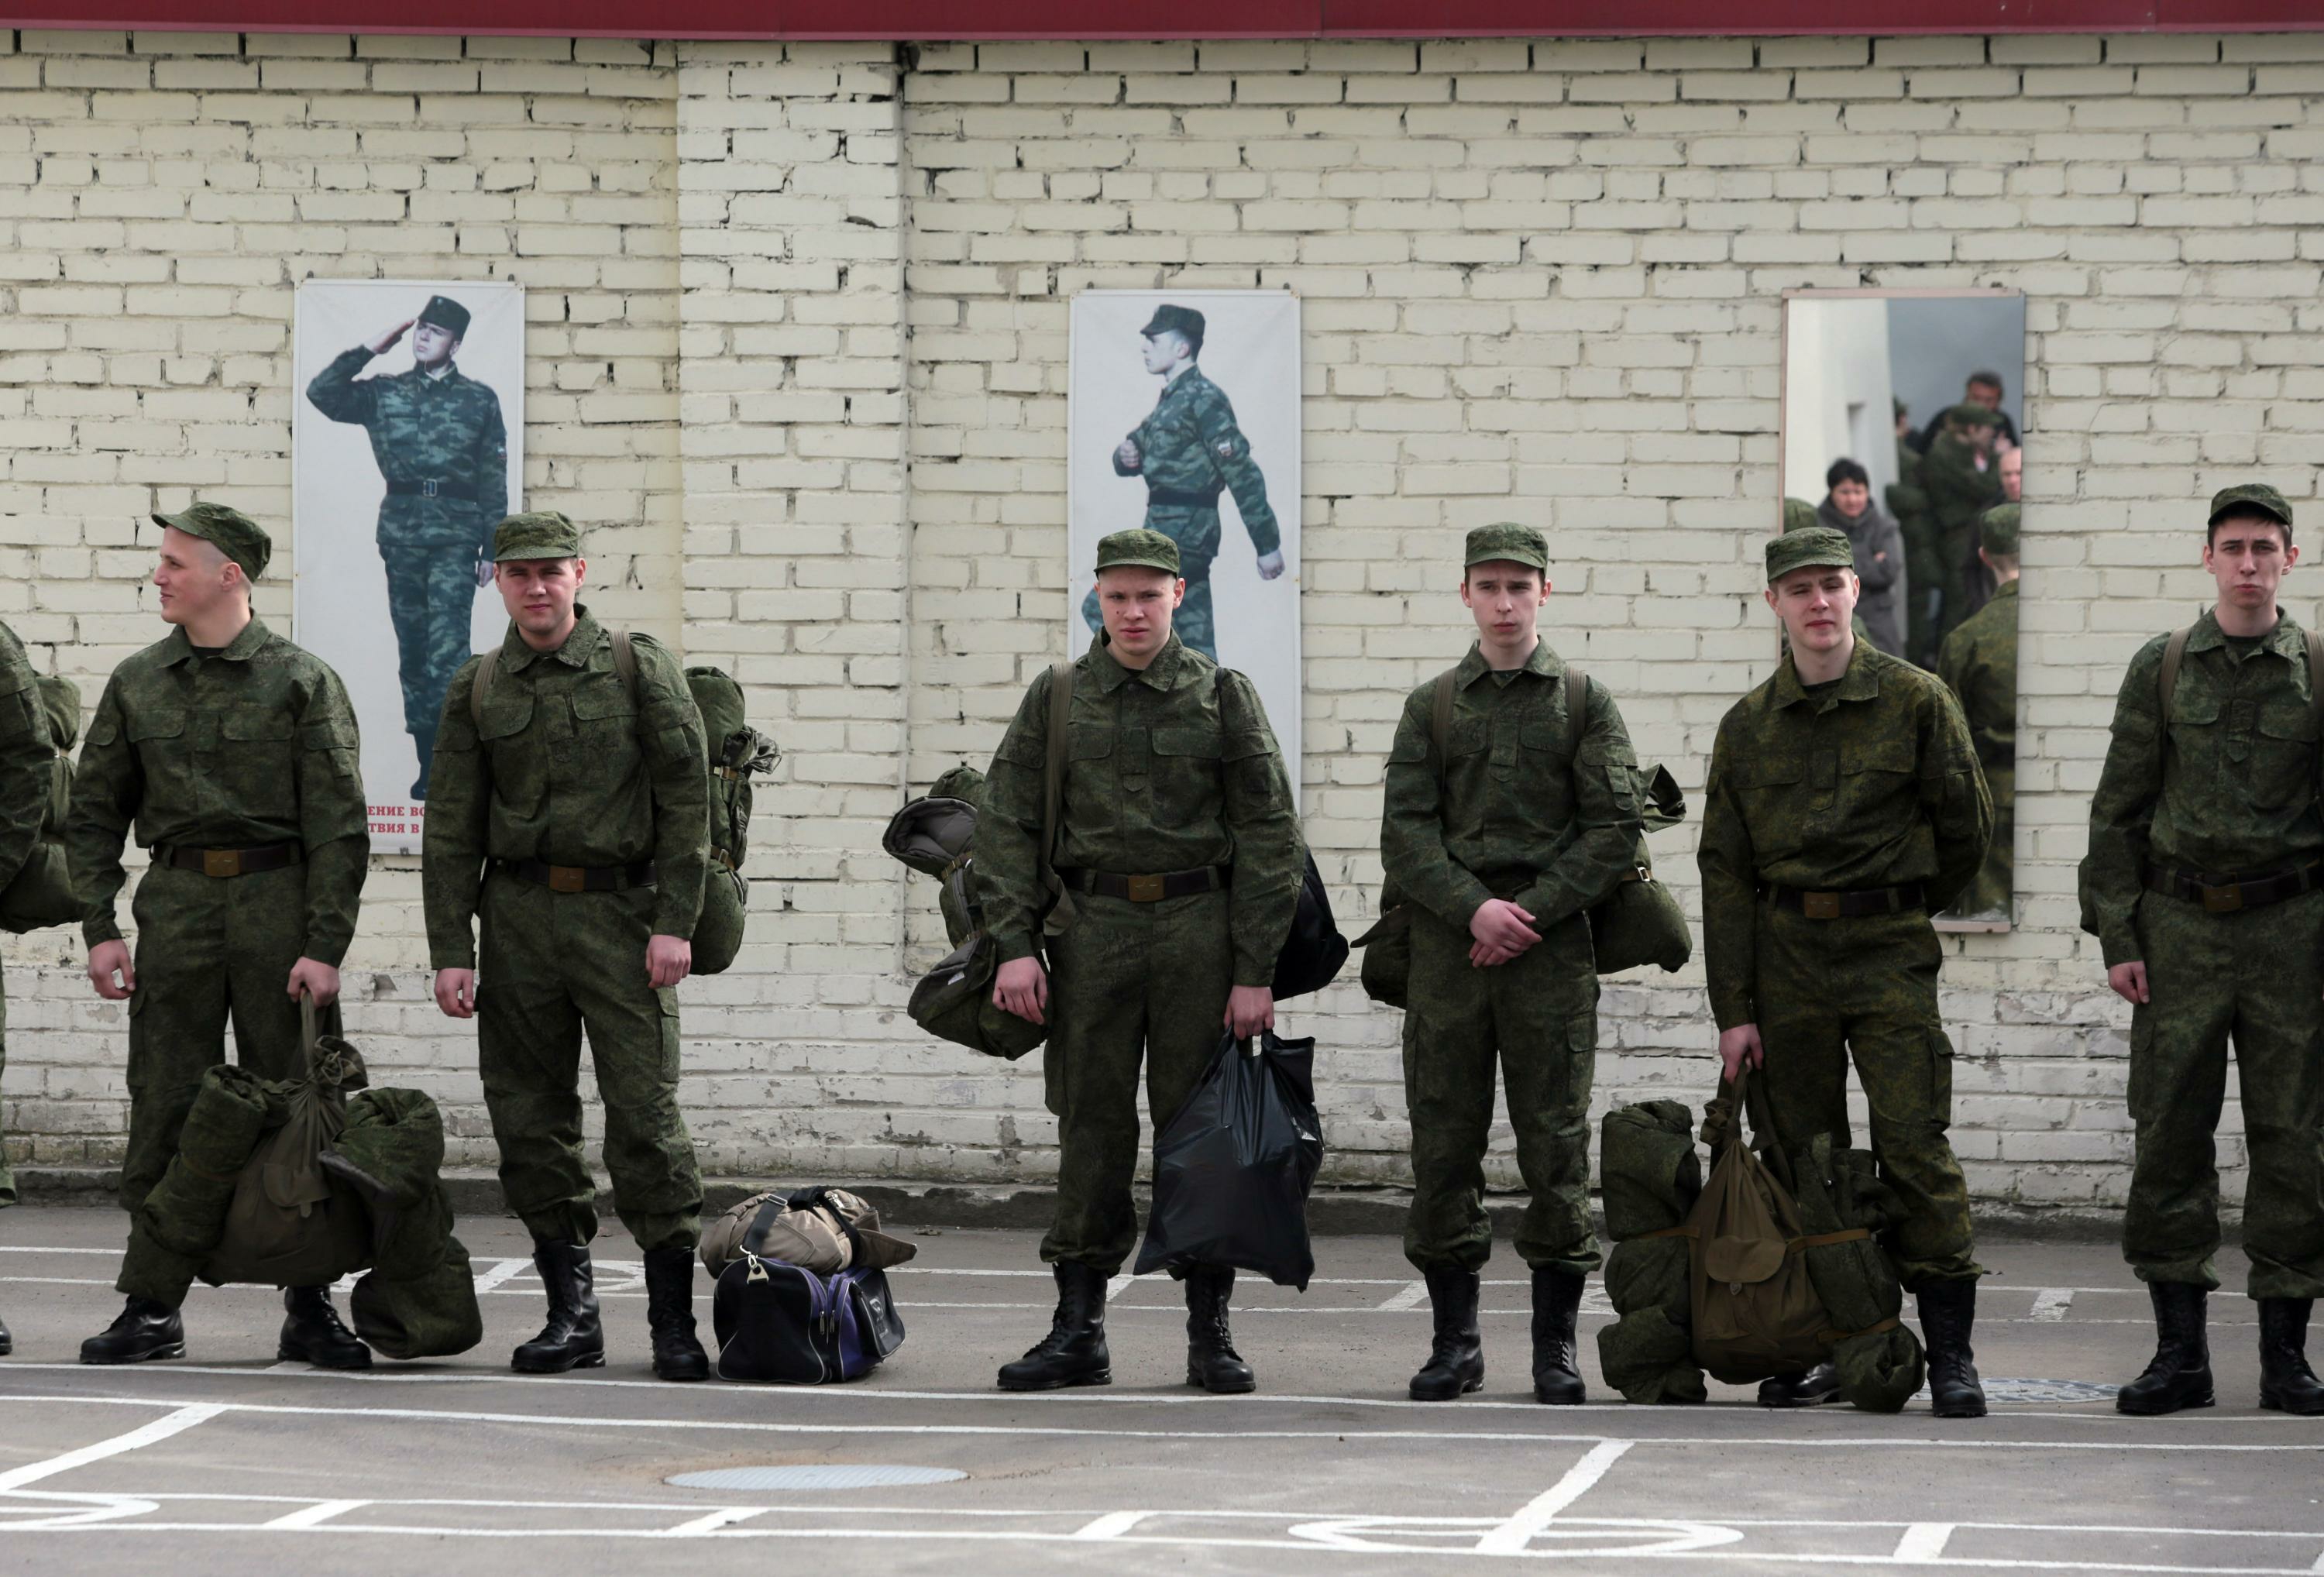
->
[477, 690, 544, 814]
[125, 706, 192, 810]
[1222, 727, 1276, 799]
[1580, 734, 1642, 817]
[221, 706, 299, 819]
[1150, 723, 1223, 823]
[304, 716, 361, 791]
[2252, 700, 2318, 809]
[570, 674, 641, 782]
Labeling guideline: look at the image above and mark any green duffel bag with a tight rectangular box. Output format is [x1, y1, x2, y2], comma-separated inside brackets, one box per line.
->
[907, 929, 1046, 1061]
[0, 673, 80, 934]
[1351, 885, 1413, 1009]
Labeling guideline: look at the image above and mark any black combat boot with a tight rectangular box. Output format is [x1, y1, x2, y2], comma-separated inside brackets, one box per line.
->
[1184, 1265, 1255, 1394]
[1530, 1266, 1587, 1404]
[1917, 1277, 1987, 1418]
[279, 1285, 371, 1369]
[2117, 1282, 2213, 1415]
[410, 723, 438, 801]
[2258, 1297, 2324, 1415]
[80, 1296, 184, 1365]
[512, 1241, 605, 1373]
[997, 1261, 1111, 1391]
[642, 1246, 709, 1382]
[1758, 1363, 1842, 1408]
[1409, 1264, 1485, 1401]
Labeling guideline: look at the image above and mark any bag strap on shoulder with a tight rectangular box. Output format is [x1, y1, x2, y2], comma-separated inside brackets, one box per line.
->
[2307, 628, 2324, 739]
[471, 626, 643, 724]
[1428, 667, 1456, 771]
[1038, 658, 1076, 931]
[2157, 625, 2191, 729]
[1564, 659, 1588, 760]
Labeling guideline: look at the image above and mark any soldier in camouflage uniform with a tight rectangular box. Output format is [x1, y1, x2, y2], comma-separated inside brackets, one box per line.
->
[1937, 504, 2020, 919]
[307, 295, 508, 799]
[1922, 404, 2006, 650]
[1380, 523, 1644, 1405]
[982, 527, 1301, 1393]
[0, 617, 58, 1357]
[1889, 404, 1941, 667]
[425, 511, 712, 1383]
[1085, 305, 1285, 665]
[1700, 526, 1993, 1417]
[2081, 483, 2324, 1418]
[69, 503, 373, 1369]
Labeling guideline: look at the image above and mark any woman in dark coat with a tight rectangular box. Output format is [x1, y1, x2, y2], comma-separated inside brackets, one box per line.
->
[1818, 458, 1909, 658]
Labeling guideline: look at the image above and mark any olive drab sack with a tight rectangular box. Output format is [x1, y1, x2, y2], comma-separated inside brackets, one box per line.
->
[471, 631, 775, 974]
[1683, 1069, 1835, 1385]
[0, 673, 81, 933]
[884, 764, 985, 948]
[700, 1186, 919, 1276]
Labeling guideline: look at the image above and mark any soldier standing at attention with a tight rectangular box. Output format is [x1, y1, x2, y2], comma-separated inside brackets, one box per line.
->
[307, 295, 508, 799]
[2082, 484, 2324, 1417]
[1937, 504, 2020, 919]
[70, 503, 371, 1369]
[425, 512, 712, 1383]
[0, 617, 60, 1357]
[1087, 306, 1285, 665]
[982, 529, 1302, 1394]
[1699, 527, 1993, 1417]
[1380, 524, 1644, 1404]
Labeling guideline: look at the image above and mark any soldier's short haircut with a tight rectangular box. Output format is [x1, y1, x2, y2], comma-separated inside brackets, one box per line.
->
[1966, 370, 2004, 393]
[1825, 458, 1870, 490]
[2208, 507, 2293, 548]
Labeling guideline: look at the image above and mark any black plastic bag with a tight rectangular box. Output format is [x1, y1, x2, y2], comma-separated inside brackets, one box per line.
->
[1270, 850, 1349, 1001]
[1133, 1031, 1323, 1290]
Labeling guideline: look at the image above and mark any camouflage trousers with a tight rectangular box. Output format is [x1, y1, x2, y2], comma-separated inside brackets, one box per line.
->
[1401, 906, 1601, 1277]
[1040, 888, 1235, 1273]
[2126, 887, 2324, 1299]
[1079, 503, 1226, 663]
[114, 863, 328, 1306]
[380, 541, 479, 739]
[1750, 905, 1979, 1288]
[476, 871, 702, 1252]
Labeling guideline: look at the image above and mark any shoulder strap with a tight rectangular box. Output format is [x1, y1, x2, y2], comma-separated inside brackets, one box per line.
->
[1429, 668, 1456, 772]
[2157, 626, 2192, 729]
[1043, 658, 1074, 874]
[469, 650, 498, 723]
[1564, 660, 1588, 760]
[610, 627, 638, 702]
[470, 627, 644, 723]
[2306, 630, 2323, 739]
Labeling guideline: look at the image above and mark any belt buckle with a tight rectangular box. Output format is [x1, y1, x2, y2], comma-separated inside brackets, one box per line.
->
[2202, 883, 2244, 913]
[1801, 890, 1841, 920]
[548, 866, 586, 895]
[1126, 873, 1166, 902]
[202, 849, 241, 879]
[421, 478, 439, 498]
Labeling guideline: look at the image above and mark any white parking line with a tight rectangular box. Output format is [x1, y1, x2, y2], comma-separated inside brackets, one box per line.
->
[260, 1499, 369, 1530]
[0, 1403, 225, 1492]
[661, 1507, 766, 1537]
[1376, 1281, 1428, 1311]
[1893, 1522, 1955, 1560]
[1070, 1509, 1152, 1539]
[2030, 1291, 2075, 1323]
[1475, 1439, 1633, 1554]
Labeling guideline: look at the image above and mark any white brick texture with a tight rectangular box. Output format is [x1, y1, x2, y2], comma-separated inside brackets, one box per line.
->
[5, 32, 2319, 1224]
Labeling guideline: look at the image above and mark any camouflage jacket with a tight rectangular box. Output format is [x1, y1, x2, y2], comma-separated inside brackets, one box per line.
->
[306, 349, 510, 555]
[2078, 610, 2324, 967]
[0, 618, 50, 900]
[1921, 433, 2003, 538]
[67, 618, 369, 964]
[1698, 638, 1993, 1029]
[975, 634, 1301, 987]
[422, 608, 710, 969]
[1937, 579, 2018, 771]
[1380, 639, 1645, 933]
[1115, 366, 1281, 557]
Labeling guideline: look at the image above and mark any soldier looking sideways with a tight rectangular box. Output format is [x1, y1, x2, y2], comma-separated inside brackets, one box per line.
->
[1698, 527, 1994, 1417]
[70, 503, 371, 1369]
[1380, 523, 1644, 1405]
[980, 528, 1302, 1395]
[2081, 483, 2324, 1417]
[424, 511, 712, 1383]
[0, 615, 61, 1358]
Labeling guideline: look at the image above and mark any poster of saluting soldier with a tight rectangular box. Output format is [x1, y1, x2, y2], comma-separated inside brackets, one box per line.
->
[1067, 289, 1302, 784]
[291, 279, 524, 854]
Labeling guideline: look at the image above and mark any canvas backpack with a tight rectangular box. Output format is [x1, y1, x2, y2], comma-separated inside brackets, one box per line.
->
[0, 673, 81, 934]
[471, 630, 775, 974]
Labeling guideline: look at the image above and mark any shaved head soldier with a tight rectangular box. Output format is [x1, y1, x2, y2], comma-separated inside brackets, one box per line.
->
[70, 503, 372, 1368]
[1699, 527, 1994, 1417]
[2082, 483, 2324, 1417]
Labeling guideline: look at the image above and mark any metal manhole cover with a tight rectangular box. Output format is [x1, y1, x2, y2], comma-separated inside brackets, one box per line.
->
[668, 1465, 968, 1492]
[1913, 1378, 2117, 1404]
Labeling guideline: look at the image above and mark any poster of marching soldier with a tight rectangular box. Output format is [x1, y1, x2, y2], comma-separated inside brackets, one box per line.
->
[1067, 289, 1302, 785]
[291, 279, 524, 854]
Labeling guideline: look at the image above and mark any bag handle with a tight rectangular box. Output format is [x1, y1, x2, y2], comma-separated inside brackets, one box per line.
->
[299, 987, 322, 1060]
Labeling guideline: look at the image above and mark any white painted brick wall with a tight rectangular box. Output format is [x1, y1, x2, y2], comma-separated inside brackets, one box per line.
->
[6, 30, 2322, 1222]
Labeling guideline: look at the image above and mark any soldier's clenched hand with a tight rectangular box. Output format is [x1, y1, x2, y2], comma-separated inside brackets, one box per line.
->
[87, 940, 136, 1001]
[646, 933, 693, 989]
[285, 957, 341, 1008]
[1223, 984, 1275, 1038]
[1466, 898, 1539, 967]
[366, 318, 416, 356]
[993, 956, 1048, 1026]
[1256, 551, 1286, 582]
[1717, 1023, 1765, 1082]
[1114, 438, 1142, 472]
[474, 556, 496, 589]
[434, 967, 477, 1019]
[2107, 960, 2150, 1005]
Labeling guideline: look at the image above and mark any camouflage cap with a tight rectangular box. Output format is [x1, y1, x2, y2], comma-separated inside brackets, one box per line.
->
[1946, 402, 1999, 428]
[416, 294, 471, 338]
[1980, 502, 2021, 556]
[152, 500, 270, 581]
[1095, 527, 1181, 575]
[1765, 524, 1857, 584]
[1137, 304, 1206, 352]
[2208, 482, 2293, 527]
[1463, 521, 1549, 572]
[491, 510, 583, 562]
[1782, 498, 1819, 534]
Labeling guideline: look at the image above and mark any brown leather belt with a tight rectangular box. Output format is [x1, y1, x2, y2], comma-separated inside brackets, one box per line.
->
[498, 857, 658, 894]
[2144, 859, 2324, 914]
[1766, 881, 1927, 919]
[156, 841, 301, 879]
[1056, 865, 1229, 902]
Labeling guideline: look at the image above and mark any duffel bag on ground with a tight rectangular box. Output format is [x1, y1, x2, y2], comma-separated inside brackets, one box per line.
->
[712, 1252, 906, 1383]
